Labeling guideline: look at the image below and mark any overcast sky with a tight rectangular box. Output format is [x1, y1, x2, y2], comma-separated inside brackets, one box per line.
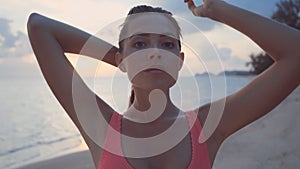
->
[0, 0, 281, 78]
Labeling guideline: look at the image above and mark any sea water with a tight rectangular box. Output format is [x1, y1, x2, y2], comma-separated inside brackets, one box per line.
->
[0, 75, 254, 169]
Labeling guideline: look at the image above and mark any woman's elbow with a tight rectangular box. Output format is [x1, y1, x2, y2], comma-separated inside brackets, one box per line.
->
[27, 13, 46, 33]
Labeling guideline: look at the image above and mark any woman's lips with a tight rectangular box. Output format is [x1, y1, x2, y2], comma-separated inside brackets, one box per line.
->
[143, 68, 164, 73]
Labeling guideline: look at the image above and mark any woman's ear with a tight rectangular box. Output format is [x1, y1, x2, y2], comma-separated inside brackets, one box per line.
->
[178, 52, 185, 70]
[115, 52, 127, 72]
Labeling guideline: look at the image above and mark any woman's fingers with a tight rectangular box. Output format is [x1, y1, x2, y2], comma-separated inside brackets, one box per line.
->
[185, 0, 198, 16]
[187, 0, 195, 12]
[184, 0, 205, 16]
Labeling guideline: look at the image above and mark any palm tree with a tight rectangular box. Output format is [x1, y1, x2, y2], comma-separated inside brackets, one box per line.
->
[247, 0, 300, 74]
[272, 0, 300, 29]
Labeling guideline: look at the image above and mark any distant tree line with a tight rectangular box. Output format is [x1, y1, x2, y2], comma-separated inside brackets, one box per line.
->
[247, 0, 300, 74]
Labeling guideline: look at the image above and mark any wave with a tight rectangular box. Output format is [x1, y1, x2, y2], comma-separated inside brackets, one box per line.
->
[0, 133, 81, 157]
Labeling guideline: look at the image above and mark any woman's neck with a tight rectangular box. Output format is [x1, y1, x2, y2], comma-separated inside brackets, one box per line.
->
[134, 87, 174, 108]
[125, 87, 181, 124]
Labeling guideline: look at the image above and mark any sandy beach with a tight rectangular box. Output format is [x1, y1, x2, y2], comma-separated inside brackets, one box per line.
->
[15, 86, 300, 169]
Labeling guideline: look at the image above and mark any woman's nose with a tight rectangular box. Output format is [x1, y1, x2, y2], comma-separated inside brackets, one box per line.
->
[148, 47, 162, 59]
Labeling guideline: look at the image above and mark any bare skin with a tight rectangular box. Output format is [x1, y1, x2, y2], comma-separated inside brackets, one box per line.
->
[27, 0, 300, 168]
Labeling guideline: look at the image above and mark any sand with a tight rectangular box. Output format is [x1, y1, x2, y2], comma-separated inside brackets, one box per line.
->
[15, 86, 300, 169]
[14, 151, 94, 169]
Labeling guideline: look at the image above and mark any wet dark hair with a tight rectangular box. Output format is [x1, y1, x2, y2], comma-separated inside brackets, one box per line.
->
[128, 5, 172, 15]
[120, 5, 182, 107]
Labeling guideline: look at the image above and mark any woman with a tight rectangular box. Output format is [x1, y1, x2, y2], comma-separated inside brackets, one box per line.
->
[27, 0, 300, 168]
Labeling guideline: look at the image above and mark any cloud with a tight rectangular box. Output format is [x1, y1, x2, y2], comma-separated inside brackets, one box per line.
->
[0, 57, 41, 78]
[218, 47, 232, 61]
[203, 23, 263, 60]
[0, 18, 32, 58]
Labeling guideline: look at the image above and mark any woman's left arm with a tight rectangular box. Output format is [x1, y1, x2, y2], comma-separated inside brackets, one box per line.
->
[186, 0, 300, 142]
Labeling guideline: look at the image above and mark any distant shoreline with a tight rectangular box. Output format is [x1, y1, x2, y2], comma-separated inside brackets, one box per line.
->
[195, 70, 255, 77]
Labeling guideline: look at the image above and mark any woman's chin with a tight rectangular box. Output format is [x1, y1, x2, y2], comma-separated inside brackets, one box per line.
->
[131, 74, 176, 89]
[133, 80, 176, 91]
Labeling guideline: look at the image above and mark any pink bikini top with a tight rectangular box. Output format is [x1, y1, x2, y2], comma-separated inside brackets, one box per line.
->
[98, 111, 211, 169]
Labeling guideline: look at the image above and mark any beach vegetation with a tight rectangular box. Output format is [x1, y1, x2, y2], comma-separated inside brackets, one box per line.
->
[247, 0, 300, 74]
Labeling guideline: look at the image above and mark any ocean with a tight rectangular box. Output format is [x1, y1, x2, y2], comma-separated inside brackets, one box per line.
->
[0, 75, 254, 169]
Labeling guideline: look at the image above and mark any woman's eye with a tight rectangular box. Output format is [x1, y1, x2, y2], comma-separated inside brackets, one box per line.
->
[133, 41, 146, 48]
[162, 42, 175, 49]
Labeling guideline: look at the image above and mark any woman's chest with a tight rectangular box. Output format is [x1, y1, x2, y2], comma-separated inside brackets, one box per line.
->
[123, 134, 192, 169]
[120, 116, 194, 169]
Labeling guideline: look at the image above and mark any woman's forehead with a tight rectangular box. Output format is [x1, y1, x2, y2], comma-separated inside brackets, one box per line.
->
[120, 12, 180, 42]
[129, 33, 178, 40]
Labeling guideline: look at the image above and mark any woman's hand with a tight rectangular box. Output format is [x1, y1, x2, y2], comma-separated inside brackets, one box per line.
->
[184, 0, 225, 21]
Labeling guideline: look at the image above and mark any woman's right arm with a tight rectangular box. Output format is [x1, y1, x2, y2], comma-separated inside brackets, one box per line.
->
[27, 13, 116, 165]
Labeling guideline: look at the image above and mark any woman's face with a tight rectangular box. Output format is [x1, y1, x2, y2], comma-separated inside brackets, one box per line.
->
[116, 13, 184, 90]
